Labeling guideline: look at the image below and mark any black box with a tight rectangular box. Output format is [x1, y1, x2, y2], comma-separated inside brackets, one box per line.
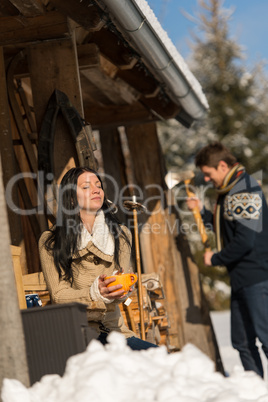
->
[21, 303, 98, 384]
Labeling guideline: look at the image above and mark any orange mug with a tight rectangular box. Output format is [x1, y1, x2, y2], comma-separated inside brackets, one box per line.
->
[106, 273, 138, 295]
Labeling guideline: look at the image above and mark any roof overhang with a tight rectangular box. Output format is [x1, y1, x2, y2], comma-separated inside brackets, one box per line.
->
[98, 0, 209, 122]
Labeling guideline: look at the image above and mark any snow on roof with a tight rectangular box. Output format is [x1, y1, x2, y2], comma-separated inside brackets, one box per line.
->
[134, 0, 209, 110]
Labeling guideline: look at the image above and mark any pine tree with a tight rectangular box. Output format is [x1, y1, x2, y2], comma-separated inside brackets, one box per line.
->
[158, 0, 268, 182]
[191, 0, 268, 176]
[158, 0, 268, 309]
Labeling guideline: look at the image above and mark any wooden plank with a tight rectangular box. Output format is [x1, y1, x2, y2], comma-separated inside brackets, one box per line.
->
[17, 81, 37, 134]
[9, 0, 45, 17]
[0, 11, 70, 46]
[7, 51, 38, 173]
[11, 245, 27, 309]
[14, 156, 42, 240]
[23, 271, 47, 290]
[0, 47, 23, 245]
[84, 102, 157, 129]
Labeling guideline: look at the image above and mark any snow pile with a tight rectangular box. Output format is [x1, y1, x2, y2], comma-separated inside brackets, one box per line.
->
[2, 332, 268, 402]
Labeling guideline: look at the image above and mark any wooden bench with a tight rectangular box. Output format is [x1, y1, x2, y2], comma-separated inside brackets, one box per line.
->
[11, 245, 50, 309]
[23, 272, 51, 307]
[11, 245, 168, 347]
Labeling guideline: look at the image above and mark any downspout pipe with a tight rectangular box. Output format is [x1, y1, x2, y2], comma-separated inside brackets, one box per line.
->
[100, 0, 209, 120]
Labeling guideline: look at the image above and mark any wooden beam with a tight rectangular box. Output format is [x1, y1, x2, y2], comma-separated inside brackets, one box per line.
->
[78, 44, 119, 78]
[84, 102, 157, 129]
[139, 95, 180, 120]
[89, 28, 138, 69]
[8, 0, 45, 17]
[0, 11, 70, 46]
[50, 0, 105, 31]
[117, 65, 160, 97]
[81, 68, 139, 105]
[78, 44, 140, 105]
[80, 74, 113, 106]
[77, 43, 100, 70]
[89, 29, 162, 95]
[99, 55, 118, 78]
[11, 42, 114, 78]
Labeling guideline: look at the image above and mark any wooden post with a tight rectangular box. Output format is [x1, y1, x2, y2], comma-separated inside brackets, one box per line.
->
[0, 47, 22, 246]
[99, 127, 129, 223]
[132, 206, 146, 340]
[99, 129, 147, 339]
[0, 157, 30, 393]
[125, 123, 224, 372]
[27, 36, 84, 182]
[125, 122, 184, 349]
[24, 36, 87, 274]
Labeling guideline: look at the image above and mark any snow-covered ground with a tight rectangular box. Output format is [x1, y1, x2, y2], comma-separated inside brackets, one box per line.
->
[2, 311, 268, 402]
[210, 310, 268, 382]
[210, 310, 242, 376]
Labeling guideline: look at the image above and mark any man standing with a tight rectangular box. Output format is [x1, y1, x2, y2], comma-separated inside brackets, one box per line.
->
[187, 142, 268, 377]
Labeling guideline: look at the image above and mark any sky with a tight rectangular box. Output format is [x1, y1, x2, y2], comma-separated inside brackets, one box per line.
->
[146, 0, 268, 72]
[2, 328, 268, 402]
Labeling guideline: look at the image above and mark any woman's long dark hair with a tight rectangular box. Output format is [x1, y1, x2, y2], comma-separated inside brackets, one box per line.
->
[45, 167, 130, 283]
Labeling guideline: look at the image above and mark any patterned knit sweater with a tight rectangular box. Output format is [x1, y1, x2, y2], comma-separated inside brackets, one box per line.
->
[203, 171, 268, 292]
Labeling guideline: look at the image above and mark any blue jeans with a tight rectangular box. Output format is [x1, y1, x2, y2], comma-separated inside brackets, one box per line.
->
[231, 280, 268, 377]
[98, 332, 158, 350]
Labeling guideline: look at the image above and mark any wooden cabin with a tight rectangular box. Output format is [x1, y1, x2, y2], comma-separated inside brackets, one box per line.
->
[0, 0, 223, 372]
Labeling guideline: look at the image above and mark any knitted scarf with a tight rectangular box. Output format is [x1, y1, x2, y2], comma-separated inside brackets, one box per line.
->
[77, 210, 114, 256]
[214, 163, 245, 251]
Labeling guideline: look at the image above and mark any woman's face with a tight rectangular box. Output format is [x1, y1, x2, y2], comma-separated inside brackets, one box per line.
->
[76, 172, 104, 214]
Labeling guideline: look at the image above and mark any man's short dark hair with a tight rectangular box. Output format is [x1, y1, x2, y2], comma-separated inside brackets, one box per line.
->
[195, 142, 237, 168]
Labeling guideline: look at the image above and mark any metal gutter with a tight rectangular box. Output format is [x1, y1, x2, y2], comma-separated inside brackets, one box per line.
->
[100, 0, 209, 120]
